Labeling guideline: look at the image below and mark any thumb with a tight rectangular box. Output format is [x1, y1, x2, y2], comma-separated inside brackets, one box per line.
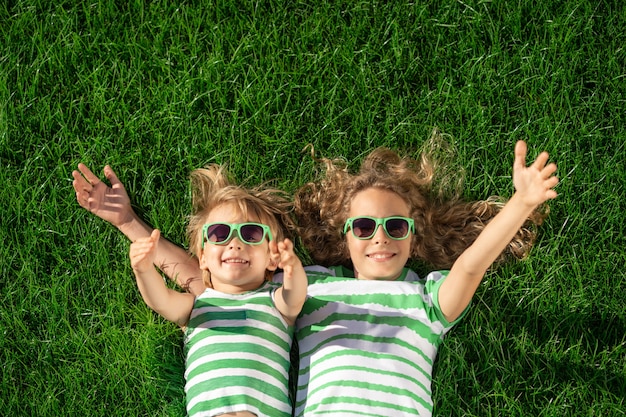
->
[103, 165, 123, 187]
[513, 140, 527, 172]
[151, 229, 161, 243]
[268, 240, 280, 267]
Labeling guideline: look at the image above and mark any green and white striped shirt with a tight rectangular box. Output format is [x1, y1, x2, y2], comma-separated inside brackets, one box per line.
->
[293, 265, 463, 417]
[184, 281, 293, 417]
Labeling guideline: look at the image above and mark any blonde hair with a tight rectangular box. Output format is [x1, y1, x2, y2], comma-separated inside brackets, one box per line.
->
[186, 164, 295, 287]
[294, 129, 547, 270]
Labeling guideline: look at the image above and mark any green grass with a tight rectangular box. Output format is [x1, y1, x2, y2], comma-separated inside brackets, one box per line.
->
[1, 0, 625, 415]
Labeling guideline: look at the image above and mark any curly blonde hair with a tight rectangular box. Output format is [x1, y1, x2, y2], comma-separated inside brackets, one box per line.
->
[294, 129, 547, 270]
[186, 164, 296, 287]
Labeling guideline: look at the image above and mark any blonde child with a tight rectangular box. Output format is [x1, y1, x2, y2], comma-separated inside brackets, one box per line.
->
[290, 136, 558, 416]
[127, 165, 306, 416]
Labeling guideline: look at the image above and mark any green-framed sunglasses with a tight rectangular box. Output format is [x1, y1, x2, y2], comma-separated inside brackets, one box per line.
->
[343, 216, 415, 240]
[202, 222, 273, 248]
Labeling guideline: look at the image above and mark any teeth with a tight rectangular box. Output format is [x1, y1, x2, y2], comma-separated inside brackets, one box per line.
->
[224, 259, 247, 264]
[368, 253, 393, 259]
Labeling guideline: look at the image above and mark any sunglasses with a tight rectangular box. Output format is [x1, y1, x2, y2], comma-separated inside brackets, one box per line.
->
[202, 222, 273, 248]
[343, 216, 415, 240]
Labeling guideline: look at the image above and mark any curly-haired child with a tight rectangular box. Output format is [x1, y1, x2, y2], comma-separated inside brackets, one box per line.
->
[290, 132, 558, 416]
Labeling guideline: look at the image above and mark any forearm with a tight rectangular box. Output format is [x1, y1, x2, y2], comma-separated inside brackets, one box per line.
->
[117, 212, 153, 242]
[153, 240, 204, 296]
[134, 268, 175, 314]
[458, 192, 536, 277]
[134, 267, 193, 325]
[277, 266, 308, 323]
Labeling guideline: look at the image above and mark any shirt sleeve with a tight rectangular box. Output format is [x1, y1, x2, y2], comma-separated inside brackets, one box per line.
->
[425, 270, 470, 329]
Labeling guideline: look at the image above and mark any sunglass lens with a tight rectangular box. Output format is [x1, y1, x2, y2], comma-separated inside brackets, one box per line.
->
[206, 224, 231, 243]
[240, 224, 265, 243]
[386, 218, 409, 238]
[352, 218, 377, 239]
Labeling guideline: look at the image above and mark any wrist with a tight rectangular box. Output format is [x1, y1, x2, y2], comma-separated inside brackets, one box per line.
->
[117, 213, 153, 243]
[510, 192, 540, 214]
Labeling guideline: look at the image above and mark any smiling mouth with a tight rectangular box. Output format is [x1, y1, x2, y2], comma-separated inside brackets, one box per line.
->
[367, 253, 395, 260]
[223, 258, 249, 265]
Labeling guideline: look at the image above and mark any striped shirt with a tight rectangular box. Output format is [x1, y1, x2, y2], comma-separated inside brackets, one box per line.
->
[292, 265, 463, 417]
[184, 281, 293, 417]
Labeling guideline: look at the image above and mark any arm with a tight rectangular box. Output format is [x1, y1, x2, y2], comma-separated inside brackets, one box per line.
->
[72, 163, 206, 295]
[439, 141, 559, 322]
[130, 229, 196, 326]
[272, 239, 308, 325]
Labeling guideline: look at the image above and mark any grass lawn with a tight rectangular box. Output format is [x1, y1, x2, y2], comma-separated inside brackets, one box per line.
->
[1, 1, 624, 416]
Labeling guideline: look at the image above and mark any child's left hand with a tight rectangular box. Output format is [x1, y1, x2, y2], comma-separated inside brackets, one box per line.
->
[513, 140, 559, 207]
[270, 239, 302, 280]
[270, 238, 307, 323]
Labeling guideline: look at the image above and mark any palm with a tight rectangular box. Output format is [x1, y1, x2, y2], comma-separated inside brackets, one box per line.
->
[90, 181, 131, 224]
[513, 141, 559, 207]
[72, 164, 134, 228]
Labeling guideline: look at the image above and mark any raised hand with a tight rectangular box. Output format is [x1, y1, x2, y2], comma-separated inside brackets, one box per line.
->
[130, 229, 161, 273]
[72, 164, 134, 228]
[270, 239, 302, 279]
[513, 140, 559, 207]
[271, 238, 307, 324]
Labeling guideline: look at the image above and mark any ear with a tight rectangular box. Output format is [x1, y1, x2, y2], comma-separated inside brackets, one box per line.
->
[267, 254, 279, 272]
[267, 242, 279, 272]
[198, 250, 210, 271]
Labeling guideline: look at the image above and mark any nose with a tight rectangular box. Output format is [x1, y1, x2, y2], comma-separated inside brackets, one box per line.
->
[228, 236, 244, 249]
[372, 224, 388, 243]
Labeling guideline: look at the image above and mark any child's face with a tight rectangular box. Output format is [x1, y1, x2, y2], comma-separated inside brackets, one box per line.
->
[199, 203, 276, 293]
[346, 188, 412, 281]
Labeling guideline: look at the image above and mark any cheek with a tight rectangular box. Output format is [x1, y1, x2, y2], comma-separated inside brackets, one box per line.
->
[399, 239, 412, 256]
[345, 236, 363, 256]
[200, 246, 220, 268]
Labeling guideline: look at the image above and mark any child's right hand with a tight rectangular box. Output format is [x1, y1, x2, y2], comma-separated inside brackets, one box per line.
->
[130, 229, 160, 273]
[72, 164, 134, 228]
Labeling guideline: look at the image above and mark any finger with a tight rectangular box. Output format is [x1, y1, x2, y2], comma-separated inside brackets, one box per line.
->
[77, 163, 101, 185]
[281, 238, 294, 252]
[269, 240, 279, 256]
[545, 175, 559, 189]
[541, 162, 558, 179]
[531, 151, 550, 171]
[513, 141, 527, 171]
[132, 241, 156, 258]
[278, 239, 297, 268]
[148, 229, 161, 251]
[132, 237, 150, 247]
[268, 241, 281, 267]
[103, 165, 122, 187]
[72, 170, 92, 193]
[75, 191, 89, 209]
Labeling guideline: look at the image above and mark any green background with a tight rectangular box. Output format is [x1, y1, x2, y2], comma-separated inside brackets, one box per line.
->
[1, 1, 624, 415]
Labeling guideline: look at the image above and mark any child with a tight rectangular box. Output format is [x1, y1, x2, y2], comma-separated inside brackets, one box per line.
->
[127, 165, 307, 416]
[290, 136, 558, 416]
